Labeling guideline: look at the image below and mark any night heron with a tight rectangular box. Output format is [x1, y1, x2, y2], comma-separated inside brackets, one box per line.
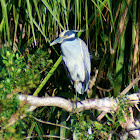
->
[50, 30, 91, 95]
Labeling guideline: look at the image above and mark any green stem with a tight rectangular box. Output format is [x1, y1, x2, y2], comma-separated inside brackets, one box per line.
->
[33, 55, 62, 96]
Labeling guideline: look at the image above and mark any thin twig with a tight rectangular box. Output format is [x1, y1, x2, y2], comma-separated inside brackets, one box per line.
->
[25, 135, 70, 140]
[33, 116, 72, 131]
[120, 76, 140, 96]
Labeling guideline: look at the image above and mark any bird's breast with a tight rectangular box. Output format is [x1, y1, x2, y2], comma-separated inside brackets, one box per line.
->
[60, 41, 82, 57]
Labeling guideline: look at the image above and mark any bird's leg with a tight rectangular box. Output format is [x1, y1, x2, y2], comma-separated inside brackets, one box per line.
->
[74, 81, 81, 117]
[74, 81, 78, 108]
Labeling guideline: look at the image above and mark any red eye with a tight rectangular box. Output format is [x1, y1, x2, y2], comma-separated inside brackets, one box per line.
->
[64, 35, 68, 38]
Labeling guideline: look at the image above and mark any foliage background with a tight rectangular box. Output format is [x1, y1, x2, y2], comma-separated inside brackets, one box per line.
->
[0, 0, 139, 139]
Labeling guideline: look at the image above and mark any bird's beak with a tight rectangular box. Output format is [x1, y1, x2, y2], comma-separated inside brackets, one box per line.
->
[50, 37, 64, 46]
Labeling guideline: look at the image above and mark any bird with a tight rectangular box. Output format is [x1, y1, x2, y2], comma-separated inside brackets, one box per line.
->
[50, 30, 91, 95]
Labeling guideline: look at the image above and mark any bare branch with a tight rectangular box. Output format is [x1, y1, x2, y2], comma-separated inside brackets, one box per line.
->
[8, 94, 118, 113]
[7, 93, 140, 113]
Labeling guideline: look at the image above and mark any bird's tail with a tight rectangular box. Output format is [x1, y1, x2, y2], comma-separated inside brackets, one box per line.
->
[74, 80, 89, 94]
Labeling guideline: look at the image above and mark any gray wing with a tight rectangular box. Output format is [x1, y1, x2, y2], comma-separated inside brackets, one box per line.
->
[76, 39, 91, 93]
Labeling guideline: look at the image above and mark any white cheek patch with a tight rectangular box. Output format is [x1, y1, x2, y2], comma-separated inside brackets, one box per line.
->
[67, 33, 75, 39]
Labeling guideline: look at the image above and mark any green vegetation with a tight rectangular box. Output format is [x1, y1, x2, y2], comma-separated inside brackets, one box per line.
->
[0, 0, 139, 139]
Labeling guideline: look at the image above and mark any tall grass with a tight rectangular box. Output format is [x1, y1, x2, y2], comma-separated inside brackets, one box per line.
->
[0, 0, 139, 139]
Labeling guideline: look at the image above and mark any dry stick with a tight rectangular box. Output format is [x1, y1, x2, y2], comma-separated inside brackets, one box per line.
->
[120, 75, 140, 96]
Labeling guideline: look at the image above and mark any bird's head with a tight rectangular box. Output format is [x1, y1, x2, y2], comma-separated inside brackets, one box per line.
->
[50, 30, 77, 46]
